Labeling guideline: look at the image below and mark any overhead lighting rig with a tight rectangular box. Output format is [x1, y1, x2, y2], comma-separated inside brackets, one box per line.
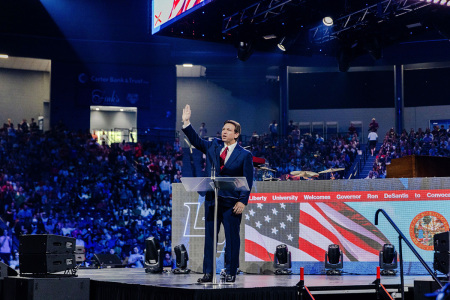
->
[309, 0, 432, 44]
[222, 0, 307, 34]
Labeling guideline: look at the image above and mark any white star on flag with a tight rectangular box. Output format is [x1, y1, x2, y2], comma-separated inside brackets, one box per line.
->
[280, 203, 286, 209]
[264, 215, 271, 223]
[249, 209, 255, 216]
[272, 208, 278, 215]
[255, 221, 262, 228]
[287, 214, 293, 222]
[287, 234, 293, 241]
[280, 222, 286, 229]
[245, 214, 250, 220]
[257, 203, 264, 209]
[271, 227, 278, 235]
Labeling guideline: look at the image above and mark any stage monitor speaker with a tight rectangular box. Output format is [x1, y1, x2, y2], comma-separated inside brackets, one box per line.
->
[19, 234, 75, 254]
[434, 231, 450, 253]
[19, 253, 76, 275]
[92, 253, 123, 268]
[433, 251, 450, 275]
[0, 261, 18, 278]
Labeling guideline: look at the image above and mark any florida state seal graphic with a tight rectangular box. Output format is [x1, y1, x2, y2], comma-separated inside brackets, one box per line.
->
[410, 211, 449, 251]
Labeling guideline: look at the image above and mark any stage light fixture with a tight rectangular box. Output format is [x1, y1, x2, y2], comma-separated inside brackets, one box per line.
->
[144, 237, 164, 273]
[433, 231, 450, 276]
[277, 36, 288, 51]
[0, 54, 8, 59]
[173, 244, 190, 274]
[379, 244, 398, 275]
[325, 244, 343, 275]
[440, 0, 447, 5]
[323, 17, 333, 26]
[273, 244, 292, 275]
[237, 40, 254, 61]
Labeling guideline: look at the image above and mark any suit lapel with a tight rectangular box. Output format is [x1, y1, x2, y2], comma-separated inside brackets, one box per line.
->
[225, 144, 242, 167]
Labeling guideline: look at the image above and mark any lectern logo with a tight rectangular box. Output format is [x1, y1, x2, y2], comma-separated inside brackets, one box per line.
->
[410, 211, 449, 251]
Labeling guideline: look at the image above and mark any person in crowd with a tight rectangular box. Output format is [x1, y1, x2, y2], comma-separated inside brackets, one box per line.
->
[199, 122, 208, 139]
[163, 251, 175, 269]
[269, 120, 278, 143]
[368, 129, 378, 156]
[127, 246, 144, 268]
[182, 104, 253, 283]
[368, 118, 379, 132]
[348, 123, 357, 136]
[0, 229, 12, 265]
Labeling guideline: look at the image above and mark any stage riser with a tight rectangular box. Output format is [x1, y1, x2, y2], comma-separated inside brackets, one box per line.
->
[2, 277, 90, 300]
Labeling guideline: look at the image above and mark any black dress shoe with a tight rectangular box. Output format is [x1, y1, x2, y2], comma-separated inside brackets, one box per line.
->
[225, 275, 236, 282]
[197, 273, 213, 283]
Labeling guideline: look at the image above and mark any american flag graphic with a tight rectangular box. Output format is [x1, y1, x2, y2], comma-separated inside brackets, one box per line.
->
[244, 202, 391, 262]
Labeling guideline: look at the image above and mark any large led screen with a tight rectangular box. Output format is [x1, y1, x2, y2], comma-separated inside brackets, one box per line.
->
[173, 178, 450, 275]
[152, 0, 213, 34]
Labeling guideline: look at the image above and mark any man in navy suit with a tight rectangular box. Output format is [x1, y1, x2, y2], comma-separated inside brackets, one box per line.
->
[182, 104, 253, 283]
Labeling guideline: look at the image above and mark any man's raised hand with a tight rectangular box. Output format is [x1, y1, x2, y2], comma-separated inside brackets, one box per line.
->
[182, 104, 191, 126]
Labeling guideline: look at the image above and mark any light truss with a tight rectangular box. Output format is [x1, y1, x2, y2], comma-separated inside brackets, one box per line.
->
[222, 0, 306, 34]
[310, 0, 431, 44]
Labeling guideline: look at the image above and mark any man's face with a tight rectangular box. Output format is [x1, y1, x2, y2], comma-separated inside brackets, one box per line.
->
[222, 123, 238, 144]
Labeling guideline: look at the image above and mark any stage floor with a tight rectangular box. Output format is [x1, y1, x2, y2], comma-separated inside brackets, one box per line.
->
[75, 268, 423, 291]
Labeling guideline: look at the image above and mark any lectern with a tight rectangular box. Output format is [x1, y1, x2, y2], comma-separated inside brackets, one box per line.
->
[181, 170, 249, 285]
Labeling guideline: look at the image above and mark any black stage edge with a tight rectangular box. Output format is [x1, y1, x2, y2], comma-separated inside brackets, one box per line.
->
[1, 269, 428, 300]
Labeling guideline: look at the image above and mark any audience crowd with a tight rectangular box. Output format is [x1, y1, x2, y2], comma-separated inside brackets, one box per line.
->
[249, 125, 360, 180]
[2, 116, 448, 270]
[368, 125, 450, 179]
[0, 119, 182, 268]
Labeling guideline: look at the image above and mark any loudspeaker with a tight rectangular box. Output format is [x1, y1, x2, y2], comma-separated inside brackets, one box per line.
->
[92, 253, 123, 268]
[19, 253, 76, 274]
[434, 231, 450, 253]
[0, 261, 18, 278]
[434, 251, 450, 275]
[19, 235, 75, 254]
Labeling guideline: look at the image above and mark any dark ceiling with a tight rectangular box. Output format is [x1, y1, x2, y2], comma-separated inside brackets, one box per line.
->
[157, 0, 450, 65]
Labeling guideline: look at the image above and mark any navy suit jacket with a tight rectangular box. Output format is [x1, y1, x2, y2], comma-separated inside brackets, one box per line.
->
[182, 124, 253, 207]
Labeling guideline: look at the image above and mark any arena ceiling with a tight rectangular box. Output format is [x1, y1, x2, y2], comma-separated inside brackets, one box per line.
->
[157, 0, 450, 65]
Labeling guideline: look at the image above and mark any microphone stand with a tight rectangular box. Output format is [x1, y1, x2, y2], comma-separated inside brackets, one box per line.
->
[211, 165, 219, 284]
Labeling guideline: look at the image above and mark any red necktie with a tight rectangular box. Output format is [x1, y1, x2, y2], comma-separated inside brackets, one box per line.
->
[220, 147, 228, 171]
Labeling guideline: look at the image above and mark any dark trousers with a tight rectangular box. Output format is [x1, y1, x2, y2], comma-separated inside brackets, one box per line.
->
[203, 202, 242, 276]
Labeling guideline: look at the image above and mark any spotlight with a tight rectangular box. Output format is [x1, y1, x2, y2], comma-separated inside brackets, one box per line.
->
[273, 244, 292, 275]
[325, 244, 343, 275]
[433, 231, 450, 276]
[172, 244, 190, 274]
[440, 0, 447, 5]
[379, 244, 398, 275]
[277, 36, 288, 51]
[237, 41, 254, 61]
[323, 17, 333, 26]
[144, 237, 164, 273]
